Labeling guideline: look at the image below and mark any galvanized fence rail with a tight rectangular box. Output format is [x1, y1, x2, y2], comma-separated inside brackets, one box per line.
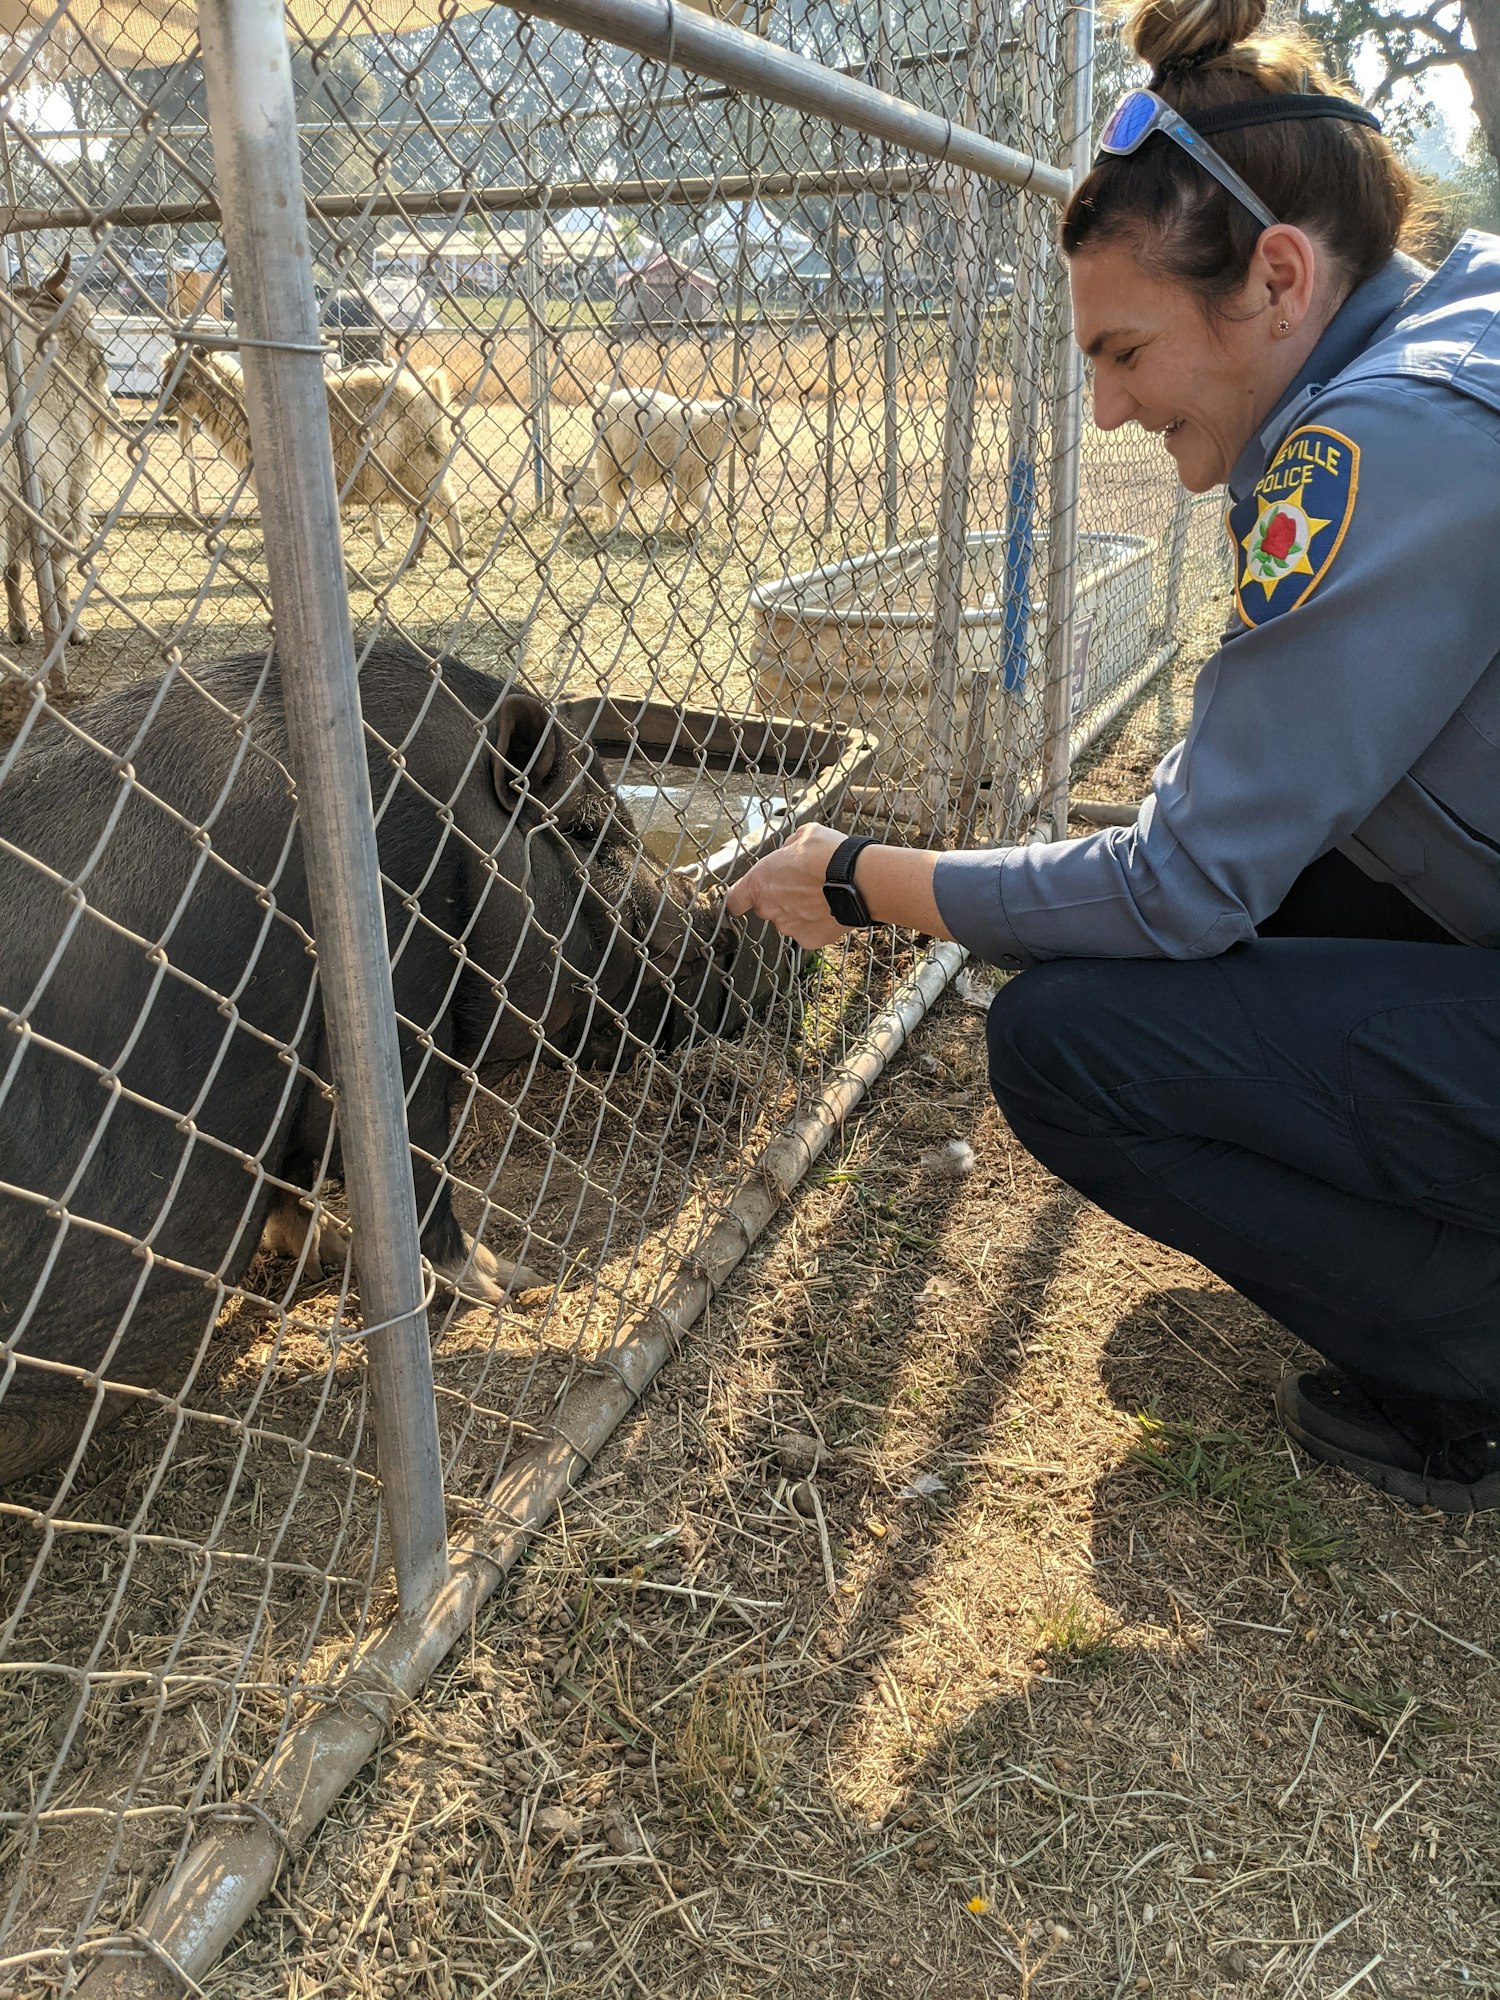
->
[0, 0, 1230, 1989]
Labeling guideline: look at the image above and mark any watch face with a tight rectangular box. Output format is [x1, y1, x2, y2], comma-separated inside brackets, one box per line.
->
[823, 880, 869, 927]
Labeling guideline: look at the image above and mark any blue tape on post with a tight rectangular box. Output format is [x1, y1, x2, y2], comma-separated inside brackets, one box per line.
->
[1003, 449, 1035, 692]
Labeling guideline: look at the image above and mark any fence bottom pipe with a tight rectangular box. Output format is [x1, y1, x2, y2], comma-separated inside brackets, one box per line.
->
[72, 939, 966, 2000]
[1066, 642, 1178, 768]
[1067, 797, 1140, 828]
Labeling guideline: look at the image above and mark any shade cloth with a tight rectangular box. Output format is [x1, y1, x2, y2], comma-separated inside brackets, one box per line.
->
[0, 0, 744, 78]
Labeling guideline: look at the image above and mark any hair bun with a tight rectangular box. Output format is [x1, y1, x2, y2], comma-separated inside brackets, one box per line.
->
[1125, 0, 1268, 77]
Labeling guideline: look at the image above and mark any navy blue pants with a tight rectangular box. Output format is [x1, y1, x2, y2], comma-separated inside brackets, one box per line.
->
[986, 853, 1500, 1438]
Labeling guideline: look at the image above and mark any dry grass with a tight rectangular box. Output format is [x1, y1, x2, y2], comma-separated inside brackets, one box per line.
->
[11, 430, 1476, 2000]
[406, 321, 1013, 410]
[7, 638, 1473, 2000]
[166, 955, 1497, 2000]
[13, 382, 1030, 726]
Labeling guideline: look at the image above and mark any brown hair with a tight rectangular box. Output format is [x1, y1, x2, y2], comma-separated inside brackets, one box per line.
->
[1062, 0, 1421, 310]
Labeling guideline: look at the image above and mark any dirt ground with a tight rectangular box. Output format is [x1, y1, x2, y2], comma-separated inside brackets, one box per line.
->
[9, 418, 1482, 2000]
[112, 644, 1492, 2000]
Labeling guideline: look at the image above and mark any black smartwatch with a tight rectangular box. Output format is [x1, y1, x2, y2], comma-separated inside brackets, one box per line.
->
[822, 834, 878, 927]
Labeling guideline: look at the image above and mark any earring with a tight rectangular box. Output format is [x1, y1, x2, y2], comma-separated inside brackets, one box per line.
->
[1277, 318, 1290, 334]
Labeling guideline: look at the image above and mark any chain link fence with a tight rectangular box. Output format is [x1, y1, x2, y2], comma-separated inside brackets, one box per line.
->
[0, 0, 1232, 1989]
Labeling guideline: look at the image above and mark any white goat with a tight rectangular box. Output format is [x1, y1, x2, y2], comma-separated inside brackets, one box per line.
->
[0, 256, 111, 647]
[589, 386, 763, 537]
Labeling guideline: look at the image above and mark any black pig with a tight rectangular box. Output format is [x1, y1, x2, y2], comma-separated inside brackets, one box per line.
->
[0, 638, 745, 1482]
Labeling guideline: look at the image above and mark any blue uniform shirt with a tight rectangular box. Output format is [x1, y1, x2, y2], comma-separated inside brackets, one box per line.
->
[933, 232, 1500, 962]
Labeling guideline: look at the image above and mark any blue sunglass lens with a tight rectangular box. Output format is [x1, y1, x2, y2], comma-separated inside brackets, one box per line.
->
[1104, 92, 1156, 150]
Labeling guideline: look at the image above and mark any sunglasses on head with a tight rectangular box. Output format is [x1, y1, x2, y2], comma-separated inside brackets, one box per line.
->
[1097, 89, 1278, 229]
[1095, 89, 1382, 232]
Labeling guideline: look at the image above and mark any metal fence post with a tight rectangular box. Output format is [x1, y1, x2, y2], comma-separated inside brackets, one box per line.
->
[1157, 480, 1194, 645]
[956, 0, 1061, 844]
[1, 128, 66, 680]
[875, 0, 900, 549]
[523, 119, 554, 515]
[920, 163, 986, 841]
[821, 204, 840, 539]
[998, 0, 1062, 729]
[726, 94, 756, 517]
[920, 0, 1005, 842]
[1040, 0, 1096, 840]
[195, 0, 449, 1615]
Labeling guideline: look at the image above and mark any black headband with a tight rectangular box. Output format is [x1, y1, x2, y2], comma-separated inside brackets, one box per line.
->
[1190, 93, 1383, 138]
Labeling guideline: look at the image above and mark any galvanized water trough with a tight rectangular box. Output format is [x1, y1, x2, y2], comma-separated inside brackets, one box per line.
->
[747, 528, 1154, 801]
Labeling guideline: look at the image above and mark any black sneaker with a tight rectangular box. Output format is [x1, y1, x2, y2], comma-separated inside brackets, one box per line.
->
[1275, 1369, 1500, 1514]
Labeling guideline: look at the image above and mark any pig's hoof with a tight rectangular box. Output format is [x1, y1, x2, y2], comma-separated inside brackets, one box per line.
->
[259, 1192, 349, 1273]
[67, 621, 91, 647]
[0, 1386, 131, 1485]
[9, 620, 32, 646]
[434, 1237, 547, 1304]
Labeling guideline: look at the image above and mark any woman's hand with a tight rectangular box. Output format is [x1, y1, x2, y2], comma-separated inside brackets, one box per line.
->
[725, 823, 848, 948]
[726, 825, 953, 946]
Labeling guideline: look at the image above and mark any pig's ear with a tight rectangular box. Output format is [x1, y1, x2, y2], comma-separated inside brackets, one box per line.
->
[492, 692, 559, 800]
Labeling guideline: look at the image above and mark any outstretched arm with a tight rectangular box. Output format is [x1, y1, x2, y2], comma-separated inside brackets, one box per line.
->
[725, 823, 952, 948]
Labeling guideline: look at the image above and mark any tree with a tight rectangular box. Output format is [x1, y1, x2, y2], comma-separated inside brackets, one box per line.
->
[1418, 116, 1500, 246]
[1456, 113, 1500, 216]
[1306, 1, 1500, 176]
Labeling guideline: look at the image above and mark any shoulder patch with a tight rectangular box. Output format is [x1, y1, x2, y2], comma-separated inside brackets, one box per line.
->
[1233, 423, 1360, 629]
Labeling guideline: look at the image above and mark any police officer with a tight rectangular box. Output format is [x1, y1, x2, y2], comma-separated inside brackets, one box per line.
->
[727, 0, 1500, 1513]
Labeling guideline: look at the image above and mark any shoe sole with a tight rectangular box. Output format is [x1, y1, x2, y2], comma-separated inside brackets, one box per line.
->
[1275, 1380, 1500, 1515]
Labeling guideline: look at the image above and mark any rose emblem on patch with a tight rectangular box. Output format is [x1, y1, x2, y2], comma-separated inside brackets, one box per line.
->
[1241, 488, 1329, 598]
[1257, 508, 1300, 566]
[1245, 500, 1315, 585]
[1232, 423, 1361, 629]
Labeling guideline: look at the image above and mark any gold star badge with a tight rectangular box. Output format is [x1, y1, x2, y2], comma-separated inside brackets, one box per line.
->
[1239, 470, 1332, 601]
[1233, 422, 1361, 630]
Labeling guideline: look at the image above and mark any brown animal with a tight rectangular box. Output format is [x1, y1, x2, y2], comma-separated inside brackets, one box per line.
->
[161, 346, 467, 562]
[0, 255, 112, 647]
[589, 385, 763, 537]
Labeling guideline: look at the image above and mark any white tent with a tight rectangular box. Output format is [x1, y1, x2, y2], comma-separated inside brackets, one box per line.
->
[683, 200, 829, 287]
[536, 211, 656, 266]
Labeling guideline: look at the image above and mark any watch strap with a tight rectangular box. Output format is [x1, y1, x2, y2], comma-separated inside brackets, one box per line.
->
[822, 834, 878, 925]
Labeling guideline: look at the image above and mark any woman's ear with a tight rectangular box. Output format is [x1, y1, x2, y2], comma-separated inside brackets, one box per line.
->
[1254, 224, 1319, 337]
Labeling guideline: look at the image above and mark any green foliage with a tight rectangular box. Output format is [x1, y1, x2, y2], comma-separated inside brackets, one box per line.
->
[1303, 0, 1500, 168]
[1303, 0, 1450, 115]
[1323, 1677, 1457, 1737]
[1129, 1414, 1347, 1564]
[1407, 126, 1500, 259]
[1030, 1591, 1124, 1675]
[1456, 122, 1500, 229]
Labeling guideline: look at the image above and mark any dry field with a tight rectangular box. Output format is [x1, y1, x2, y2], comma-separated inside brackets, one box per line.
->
[5, 622, 1490, 2000]
[187, 639, 1492, 2000]
[4, 383, 1031, 731]
[404, 322, 1014, 411]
